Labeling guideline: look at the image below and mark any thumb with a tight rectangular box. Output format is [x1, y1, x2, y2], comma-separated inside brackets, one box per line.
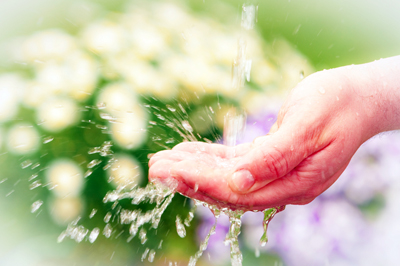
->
[229, 124, 315, 194]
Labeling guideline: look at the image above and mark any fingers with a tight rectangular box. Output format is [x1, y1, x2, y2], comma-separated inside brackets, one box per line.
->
[170, 159, 232, 193]
[149, 150, 190, 167]
[228, 124, 316, 194]
[172, 142, 228, 157]
[172, 141, 252, 158]
[148, 159, 175, 184]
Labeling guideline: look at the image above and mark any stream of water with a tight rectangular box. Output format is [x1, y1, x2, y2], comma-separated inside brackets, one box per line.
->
[56, 3, 285, 266]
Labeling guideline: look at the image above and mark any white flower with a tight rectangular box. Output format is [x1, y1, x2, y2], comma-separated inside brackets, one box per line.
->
[21, 29, 77, 62]
[49, 196, 83, 225]
[210, 33, 237, 65]
[112, 59, 178, 100]
[150, 2, 194, 33]
[37, 97, 79, 132]
[0, 74, 25, 122]
[110, 112, 147, 150]
[96, 82, 139, 117]
[107, 153, 143, 190]
[22, 81, 50, 108]
[6, 123, 40, 155]
[251, 59, 278, 87]
[126, 20, 166, 59]
[81, 20, 126, 55]
[66, 51, 98, 101]
[34, 51, 98, 100]
[46, 159, 84, 198]
[36, 62, 70, 95]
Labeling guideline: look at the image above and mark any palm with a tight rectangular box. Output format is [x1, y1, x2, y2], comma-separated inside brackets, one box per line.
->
[149, 69, 374, 210]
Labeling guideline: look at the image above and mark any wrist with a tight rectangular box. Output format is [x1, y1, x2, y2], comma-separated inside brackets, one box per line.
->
[354, 57, 400, 135]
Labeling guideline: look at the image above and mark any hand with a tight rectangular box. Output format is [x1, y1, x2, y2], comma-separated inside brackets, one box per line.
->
[149, 57, 400, 211]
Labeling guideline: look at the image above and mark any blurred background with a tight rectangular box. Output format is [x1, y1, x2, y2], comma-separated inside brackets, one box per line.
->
[0, 0, 400, 265]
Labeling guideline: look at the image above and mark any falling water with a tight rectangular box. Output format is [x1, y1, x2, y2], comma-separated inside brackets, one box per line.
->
[260, 206, 286, 246]
[55, 3, 285, 266]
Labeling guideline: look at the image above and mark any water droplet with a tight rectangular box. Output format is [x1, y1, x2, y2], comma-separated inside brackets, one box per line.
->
[158, 240, 163, 249]
[260, 206, 285, 246]
[89, 208, 97, 218]
[141, 248, 150, 262]
[194, 183, 199, 192]
[29, 174, 38, 181]
[43, 136, 54, 144]
[31, 200, 43, 213]
[89, 227, 100, 243]
[21, 160, 32, 169]
[31, 162, 40, 169]
[290, 145, 294, 151]
[103, 224, 113, 238]
[97, 102, 106, 109]
[84, 169, 93, 178]
[104, 212, 112, 223]
[336, 96, 340, 101]
[182, 120, 193, 132]
[176, 215, 186, 238]
[148, 249, 156, 262]
[87, 159, 102, 169]
[139, 228, 147, 244]
[300, 71, 304, 79]
[165, 138, 175, 144]
[166, 105, 176, 112]
[99, 113, 114, 121]
[318, 86, 326, 94]
[255, 247, 260, 258]
[29, 180, 42, 190]
[293, 24, 301, 35]
[96, 124, 108, 130]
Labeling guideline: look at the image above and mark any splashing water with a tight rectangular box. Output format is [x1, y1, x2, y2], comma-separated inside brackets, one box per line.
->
[188, 204, 220, 266]
[55, 2, 284, 266]
[223, 107, 247, 148]
[176, 215, 187, 238]
[31, 200, 43, 213]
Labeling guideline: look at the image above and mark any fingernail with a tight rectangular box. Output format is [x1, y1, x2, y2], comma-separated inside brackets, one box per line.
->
[231, 170, 255, 192]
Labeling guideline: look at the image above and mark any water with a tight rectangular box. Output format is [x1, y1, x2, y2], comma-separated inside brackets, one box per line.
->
[223, 108, 247, 148]
[88, 227, 100, 243]
[260, 206, 286, 246]
[225, 210, 244, 266]
[148, 249, 156, 262]
[31, 200, 43, 213]
[44, 2, 281, 265]
[188, 203, 220, 266]
[176, 215, 187, 238]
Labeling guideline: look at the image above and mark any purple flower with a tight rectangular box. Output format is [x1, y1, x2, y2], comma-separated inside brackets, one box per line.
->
[322, 132, 400, 204]
[242, 198, 371, 266]
[238, 108, 278, 145]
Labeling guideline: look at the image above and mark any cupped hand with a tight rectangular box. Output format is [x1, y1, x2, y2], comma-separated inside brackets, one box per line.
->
[149, 66, 382, 211]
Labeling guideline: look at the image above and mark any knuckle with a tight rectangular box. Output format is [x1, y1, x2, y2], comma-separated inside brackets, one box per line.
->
[260, 147, 289, 178]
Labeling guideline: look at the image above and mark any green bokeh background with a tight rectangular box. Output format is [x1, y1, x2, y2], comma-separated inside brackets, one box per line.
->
[1, 0, 400, 265]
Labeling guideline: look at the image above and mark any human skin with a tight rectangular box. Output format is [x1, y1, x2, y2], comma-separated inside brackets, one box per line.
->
[148, 56, 400, 211]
